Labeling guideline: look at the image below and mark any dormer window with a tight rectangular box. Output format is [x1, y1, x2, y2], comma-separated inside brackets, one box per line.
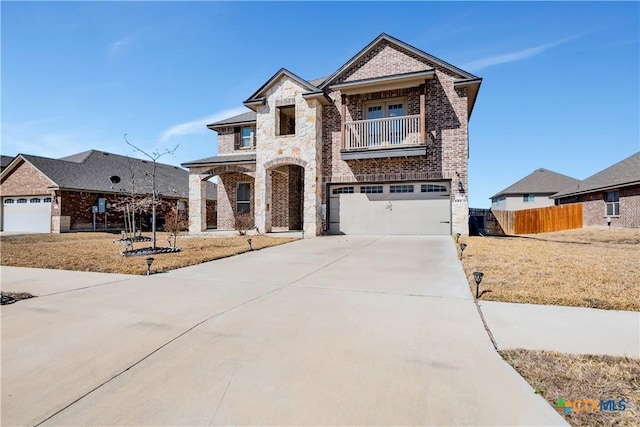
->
[278, 105, 296, 135]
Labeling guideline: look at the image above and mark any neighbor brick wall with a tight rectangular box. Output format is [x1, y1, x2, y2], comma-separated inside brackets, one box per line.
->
[217, 129, 236, 154]
[0, 160, 54, 196]
[217, 173, 254, 230]
[579, 186, 640, 228]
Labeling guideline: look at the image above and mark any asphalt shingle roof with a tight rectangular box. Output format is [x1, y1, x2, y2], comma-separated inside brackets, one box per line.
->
[208, 111, 256, 128]
[552, 152, 640, 198]
[1, 155, 14, 170]
[182, 153, 256, 167]
[13, 150, 216, 200]
[491, 168, 580, 199]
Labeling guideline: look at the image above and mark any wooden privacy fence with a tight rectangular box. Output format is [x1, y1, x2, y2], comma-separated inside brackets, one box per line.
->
[492, 204, 583, 235]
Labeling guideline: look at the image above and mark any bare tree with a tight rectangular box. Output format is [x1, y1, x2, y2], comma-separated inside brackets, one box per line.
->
[124, 134, 179, 249]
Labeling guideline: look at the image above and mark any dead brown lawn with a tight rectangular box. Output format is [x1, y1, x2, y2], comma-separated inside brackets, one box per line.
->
[0, 232, 297, 275]
[501, 349, 640, 426]
[460, 228, 640, 311]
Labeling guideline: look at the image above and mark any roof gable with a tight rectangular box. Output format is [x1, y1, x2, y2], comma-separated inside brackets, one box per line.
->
[244, 68, 320, 106]
[491, 168, 580, 199]
[320, 33, 478, 89]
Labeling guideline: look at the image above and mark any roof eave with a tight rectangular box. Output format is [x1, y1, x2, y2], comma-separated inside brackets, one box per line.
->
[207, 119, 257, 131]
[552, 181, 640, 199]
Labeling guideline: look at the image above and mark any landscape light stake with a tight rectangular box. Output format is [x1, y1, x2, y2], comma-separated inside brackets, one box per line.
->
[146, 257, 154, 276]
[247, 238, 253, 251]
[607, 216, 612, 229]
[473, 271, 484, 299]
[459, 243, 467, 258]
[456, 233, 461, 243]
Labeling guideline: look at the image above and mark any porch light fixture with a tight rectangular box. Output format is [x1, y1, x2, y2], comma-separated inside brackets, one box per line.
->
[247, 238, 253, 251]
[146, 257, 155, 276]
[473, 271, 484, 299]
[458, 181, 464, 192]
[459, 243, 467, 257]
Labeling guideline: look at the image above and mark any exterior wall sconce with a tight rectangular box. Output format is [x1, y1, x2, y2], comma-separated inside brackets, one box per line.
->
[146, 257, 154, 276]
[473, 271, 484, 299]
[458, 181, 464, 192]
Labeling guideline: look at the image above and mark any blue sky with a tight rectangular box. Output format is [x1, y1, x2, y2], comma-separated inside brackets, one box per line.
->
[2, 1, 638, 208]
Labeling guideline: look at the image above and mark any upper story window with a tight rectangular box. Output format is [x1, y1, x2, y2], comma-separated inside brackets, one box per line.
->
[234, 126, 255, 149]
[605, 191, 619, 216]
[523, 194, 535, 202]
[278, 105, 296, 136]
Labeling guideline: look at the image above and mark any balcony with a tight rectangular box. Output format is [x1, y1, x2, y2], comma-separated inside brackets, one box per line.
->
[341, 115, 426, 160]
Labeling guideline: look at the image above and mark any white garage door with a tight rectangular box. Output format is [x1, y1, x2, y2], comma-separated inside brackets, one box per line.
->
[2, 196, 52, 233]
[329, 182, 451, 235]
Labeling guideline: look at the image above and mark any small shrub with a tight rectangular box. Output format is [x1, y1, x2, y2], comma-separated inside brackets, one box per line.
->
[235, 213, 254, 236]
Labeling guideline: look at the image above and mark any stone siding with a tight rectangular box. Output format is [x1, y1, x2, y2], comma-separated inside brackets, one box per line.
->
[253, 76, 322, 235]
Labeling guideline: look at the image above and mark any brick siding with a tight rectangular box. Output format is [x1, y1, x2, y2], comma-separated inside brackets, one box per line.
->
[0, 160, 54, 196]
[579, 186, 640, 228]
[217, 173, 254, 230]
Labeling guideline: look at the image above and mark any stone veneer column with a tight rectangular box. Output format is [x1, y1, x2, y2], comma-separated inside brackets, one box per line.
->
[254, 169, 270, 234]
[188, 174, 208, 233]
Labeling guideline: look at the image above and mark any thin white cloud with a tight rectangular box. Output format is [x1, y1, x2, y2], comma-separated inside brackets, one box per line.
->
[160, 107, 250, 142]
[108, 35, 135, 59]
[462, 35, 580, 72]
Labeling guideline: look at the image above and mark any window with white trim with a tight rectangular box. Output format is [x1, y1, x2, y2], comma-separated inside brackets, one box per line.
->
[606, 191, 619, 216]
[523, 194, 535, 202]
[421, 184, 448, 193]
[360, 186, 383, 194]
[332, 187, 354, 194]
[237, 183, 251, 215]
[389, 184, 414, 193]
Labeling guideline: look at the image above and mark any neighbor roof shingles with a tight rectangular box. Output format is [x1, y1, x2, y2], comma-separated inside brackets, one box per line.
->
[491, 168, 580, 199]
[18, 150, 215, 200]
[553, 152, 640, 198]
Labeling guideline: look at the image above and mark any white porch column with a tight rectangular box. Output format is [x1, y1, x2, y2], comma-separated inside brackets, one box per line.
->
[188, 174, 207, 234]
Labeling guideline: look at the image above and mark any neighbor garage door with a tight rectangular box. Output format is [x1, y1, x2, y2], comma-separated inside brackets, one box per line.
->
[2, 196, 52, 233]
[328, 182, 451, 235]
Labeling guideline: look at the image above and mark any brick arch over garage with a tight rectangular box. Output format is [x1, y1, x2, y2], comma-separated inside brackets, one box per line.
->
[263, 157, 307, 171]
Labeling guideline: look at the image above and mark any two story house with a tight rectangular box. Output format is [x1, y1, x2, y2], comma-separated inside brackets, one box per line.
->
[183, 33, 481, 236]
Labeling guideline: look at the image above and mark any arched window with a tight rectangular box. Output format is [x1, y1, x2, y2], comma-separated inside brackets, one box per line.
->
[3, 199, 14, 204]
[30, 198, 41, 203]
[17, 198, 27, 204]
[43, 197, 52, 203]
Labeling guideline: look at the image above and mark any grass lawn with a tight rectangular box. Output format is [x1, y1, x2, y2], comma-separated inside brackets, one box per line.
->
[501, 349, 640, 426]
[460, 228, 640, 311]
[0, 232, 297, 275]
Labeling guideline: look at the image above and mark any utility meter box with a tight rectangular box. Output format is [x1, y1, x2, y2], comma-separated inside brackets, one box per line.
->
[98, 198, 106, 213]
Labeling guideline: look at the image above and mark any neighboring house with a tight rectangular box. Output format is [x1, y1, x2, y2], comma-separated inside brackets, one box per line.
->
[553, 152, 640, 228]
[1, 155, 14, 172]
[183, 33, 482, 236]
[0, 150, 217, 233]
[490, 168, 580, 211]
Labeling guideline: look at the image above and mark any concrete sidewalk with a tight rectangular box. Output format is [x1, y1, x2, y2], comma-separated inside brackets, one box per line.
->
[479, 300, 640, 357]
[1, 236, 566, 426]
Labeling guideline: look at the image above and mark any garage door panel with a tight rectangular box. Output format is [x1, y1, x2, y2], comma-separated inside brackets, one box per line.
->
[3, 197, 51, 233]
[328, 183, 451, 235]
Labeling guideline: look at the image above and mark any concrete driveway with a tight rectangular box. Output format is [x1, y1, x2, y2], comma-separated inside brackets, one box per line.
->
[1, 236, 565, 426]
